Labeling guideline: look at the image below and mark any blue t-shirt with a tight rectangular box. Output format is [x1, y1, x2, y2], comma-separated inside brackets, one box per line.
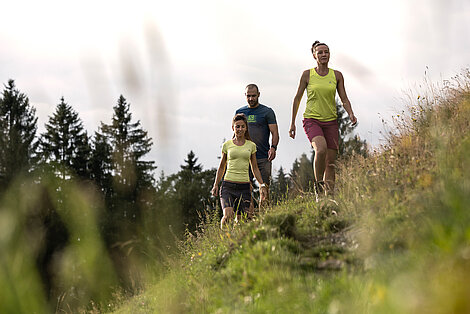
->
[235, 104, 277, 159]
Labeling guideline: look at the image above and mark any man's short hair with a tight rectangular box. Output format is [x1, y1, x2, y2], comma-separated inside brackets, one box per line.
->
[245, 84, 259, 93]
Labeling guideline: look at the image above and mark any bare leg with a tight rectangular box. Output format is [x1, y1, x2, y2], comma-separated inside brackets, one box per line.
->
[324, 148, 337, 194]
[247, 200, 254, 218]
[221, 207, 234, 229]
[248, 183, 254, 219]
[311, 136, 328, 182]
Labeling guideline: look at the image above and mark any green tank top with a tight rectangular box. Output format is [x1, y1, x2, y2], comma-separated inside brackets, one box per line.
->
[303, 68, 337, 122]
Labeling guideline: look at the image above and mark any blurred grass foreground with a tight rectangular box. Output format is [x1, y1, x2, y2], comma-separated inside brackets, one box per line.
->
[2, 68, 470, 313]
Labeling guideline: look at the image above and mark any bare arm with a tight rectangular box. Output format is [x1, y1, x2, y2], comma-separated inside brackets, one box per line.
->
[211, 153, 227, 196]
[289, 70, 309, 139]
[267, 123, 279, 161]
[250, 153, 268, 200]
[335, 70, 357, 125]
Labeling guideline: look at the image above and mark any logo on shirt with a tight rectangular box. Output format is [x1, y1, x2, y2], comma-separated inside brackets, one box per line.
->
[247, 115, 256, 123]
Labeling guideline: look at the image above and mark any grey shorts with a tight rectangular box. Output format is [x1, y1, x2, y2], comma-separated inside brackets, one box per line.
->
[249, 158, 272, 186]
[219, 181, 251, 214]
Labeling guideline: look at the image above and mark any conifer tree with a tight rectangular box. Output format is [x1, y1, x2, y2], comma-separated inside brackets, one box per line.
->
[90, 130, 113, 196]
[38, 97, 91, 180]
[337, 100, 368, 158]
[0, 79, 38, 190]
[289, 153, 314, 195]
[101, 95, 155, 192]
[35, 98, 92, 296]
[180, 150, 203, 177]
[170, 151, 215, 231]
[100, 95, 156, 240]
[271, 166, 289, 203]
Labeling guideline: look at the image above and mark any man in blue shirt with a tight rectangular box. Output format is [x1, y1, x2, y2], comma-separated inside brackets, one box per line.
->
[236, 84, 279, 208]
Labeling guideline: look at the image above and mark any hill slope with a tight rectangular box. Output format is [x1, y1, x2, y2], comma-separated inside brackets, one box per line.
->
[115, 70, 470, 313]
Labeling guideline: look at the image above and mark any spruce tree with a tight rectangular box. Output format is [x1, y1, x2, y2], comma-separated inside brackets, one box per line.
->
[171, 151, 215, 231]
[180, 150, 203, 175]
[337, 100, 368, 158]
[0, 79, 38, 190]
[271, 166, 289, 203]
[35, 98, 91, 296]
[289, 153, 314, 195]
[90, 130, 113, 196]
[101, 95, 155, 192]
[38, 97, 91, 180]
[100, 95, 155, 241]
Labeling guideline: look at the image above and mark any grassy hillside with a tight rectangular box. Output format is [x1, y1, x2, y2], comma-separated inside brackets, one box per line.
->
[113, 70, 470, 313]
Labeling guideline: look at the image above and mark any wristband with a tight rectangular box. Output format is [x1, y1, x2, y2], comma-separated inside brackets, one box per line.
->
[271, 145, 277, 150]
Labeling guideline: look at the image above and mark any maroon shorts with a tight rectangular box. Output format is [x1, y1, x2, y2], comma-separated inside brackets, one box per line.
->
[302, 118, 339, 150]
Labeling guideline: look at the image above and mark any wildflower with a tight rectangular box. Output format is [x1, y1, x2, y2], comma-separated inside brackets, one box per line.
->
[372, 285, 387, 304]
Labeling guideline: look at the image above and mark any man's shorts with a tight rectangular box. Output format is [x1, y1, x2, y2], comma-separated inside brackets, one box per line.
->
[249, 158, 272, 186]
[219, 181, 251, 214]
[303, 118, 339, 150]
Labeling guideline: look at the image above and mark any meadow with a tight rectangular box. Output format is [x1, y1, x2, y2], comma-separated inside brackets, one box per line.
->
[1, 69, 469, 313]
[113, 69, 470, 313]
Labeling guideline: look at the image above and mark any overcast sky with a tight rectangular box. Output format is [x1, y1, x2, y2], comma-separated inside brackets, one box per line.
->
[1, 0, 469, 175]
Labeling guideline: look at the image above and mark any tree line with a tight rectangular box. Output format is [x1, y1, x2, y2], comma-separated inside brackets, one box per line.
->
[0, 79, 367, 306]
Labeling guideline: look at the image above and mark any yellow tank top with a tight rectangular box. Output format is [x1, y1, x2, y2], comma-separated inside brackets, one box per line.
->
[222, 139, 257, 182]
[303, 68, 337, 122]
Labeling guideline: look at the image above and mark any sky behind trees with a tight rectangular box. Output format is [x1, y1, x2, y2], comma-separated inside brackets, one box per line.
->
[1, 0, 469, 174]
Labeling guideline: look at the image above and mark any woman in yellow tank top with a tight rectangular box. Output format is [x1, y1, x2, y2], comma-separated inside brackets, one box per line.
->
[289, 41, 357, 199]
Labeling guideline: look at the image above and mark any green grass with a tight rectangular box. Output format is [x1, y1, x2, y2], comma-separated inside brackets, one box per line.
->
[0, 175, 119, 313]
[113, 69, 470, 313]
